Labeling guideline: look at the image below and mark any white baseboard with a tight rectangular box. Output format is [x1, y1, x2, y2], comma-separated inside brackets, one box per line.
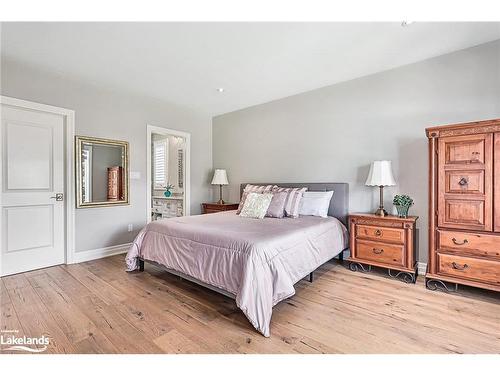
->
[71, 243, 131, 264]
[417, 262, 427, 276]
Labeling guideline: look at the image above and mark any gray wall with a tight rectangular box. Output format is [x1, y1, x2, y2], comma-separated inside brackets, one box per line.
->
[1, 58, 213, 253]
[213, 39, 500, 263]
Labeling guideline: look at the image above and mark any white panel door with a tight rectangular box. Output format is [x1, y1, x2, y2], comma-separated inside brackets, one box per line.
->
[1, 103, 65, 276]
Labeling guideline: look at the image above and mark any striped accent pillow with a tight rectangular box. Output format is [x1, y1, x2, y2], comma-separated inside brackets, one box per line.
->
[272, 186, 308, 218]
[237, 184, 276, 214]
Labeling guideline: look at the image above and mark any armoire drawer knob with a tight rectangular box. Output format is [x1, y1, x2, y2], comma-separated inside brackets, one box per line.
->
[452, 238, 468, 246]
[458, 177, 468, 186]
[374, 229, 382, 236]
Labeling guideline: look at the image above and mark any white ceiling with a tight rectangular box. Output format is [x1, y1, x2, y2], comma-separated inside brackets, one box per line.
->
[2, 22, 500, 116]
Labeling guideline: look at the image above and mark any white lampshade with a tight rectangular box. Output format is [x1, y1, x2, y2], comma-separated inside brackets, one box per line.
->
[211, 169, 229, 185]
[365, 160, 396, 187]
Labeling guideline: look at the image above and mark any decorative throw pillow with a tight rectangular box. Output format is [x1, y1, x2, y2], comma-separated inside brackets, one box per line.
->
[272, 186, 308, 218]
[298, 191, 334, 218]
[265, 191, 288, 218]
[239, 193, 273, 219]
[237, 184, 275, 214]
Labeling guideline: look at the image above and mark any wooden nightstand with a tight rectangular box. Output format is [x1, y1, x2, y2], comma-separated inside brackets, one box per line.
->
[348, 213, 419, 283]
[201, 202, 239, 214]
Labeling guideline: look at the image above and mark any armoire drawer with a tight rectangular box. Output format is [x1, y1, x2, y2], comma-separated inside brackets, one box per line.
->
[438, 230, 500, 260]
[437, 253, 500, 286]
[355, 240, 404, 267]
[355, 224, 404, 244]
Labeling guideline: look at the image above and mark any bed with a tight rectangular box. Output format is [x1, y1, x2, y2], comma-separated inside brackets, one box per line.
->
[126, 182, 349, 337]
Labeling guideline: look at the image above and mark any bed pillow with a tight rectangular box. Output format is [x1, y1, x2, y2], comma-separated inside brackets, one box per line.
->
[237, 184, 275, 214]
[272, 186, 308, 218]
[239, 193, 273, 219]
[265, 191, 288, 218]
[298, 191, 334, 218]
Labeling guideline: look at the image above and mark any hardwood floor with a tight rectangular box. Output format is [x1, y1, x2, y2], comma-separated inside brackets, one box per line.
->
[1, 254, 499, 354]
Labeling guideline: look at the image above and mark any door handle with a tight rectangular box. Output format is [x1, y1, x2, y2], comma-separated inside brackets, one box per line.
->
[50, 193, 64, 201]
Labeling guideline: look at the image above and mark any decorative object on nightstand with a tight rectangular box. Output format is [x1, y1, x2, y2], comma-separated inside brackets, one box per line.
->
[365, 160, 396, 217]
[393, 194, 414, 218]
[211, 169, 229, 204]
[348, 213, 418, 283]
[202, 202, 239, 214]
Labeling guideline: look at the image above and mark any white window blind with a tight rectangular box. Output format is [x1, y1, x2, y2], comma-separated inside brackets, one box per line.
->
[153, 139, 168, 189]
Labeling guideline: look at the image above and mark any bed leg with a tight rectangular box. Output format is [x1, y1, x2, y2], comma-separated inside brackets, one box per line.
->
[309, 272, 313, 283]
[338, 250, 344, 262]
[138, 259, 144, 272]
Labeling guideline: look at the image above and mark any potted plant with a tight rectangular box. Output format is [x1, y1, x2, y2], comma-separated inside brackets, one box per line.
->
[163, 183, 175, 198]
[393, 194, 414, 218]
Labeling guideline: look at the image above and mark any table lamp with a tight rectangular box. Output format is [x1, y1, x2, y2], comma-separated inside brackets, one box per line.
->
[365, 160, 396, 216]
[211, 169, 229, 204]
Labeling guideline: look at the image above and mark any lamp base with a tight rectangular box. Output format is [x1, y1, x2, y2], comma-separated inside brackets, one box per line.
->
[216, 184, 225, 205]
[374, 207, 388, 217]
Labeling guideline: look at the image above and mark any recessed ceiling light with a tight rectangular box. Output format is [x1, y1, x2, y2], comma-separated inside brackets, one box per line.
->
[216, 88, 225, 93]
[401, 21, 415, 27]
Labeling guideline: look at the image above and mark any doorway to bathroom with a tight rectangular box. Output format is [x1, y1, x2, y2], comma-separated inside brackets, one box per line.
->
[146, 125, 190, 222]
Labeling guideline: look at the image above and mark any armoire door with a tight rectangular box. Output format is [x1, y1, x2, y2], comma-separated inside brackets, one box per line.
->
[438, 133, 492, 231]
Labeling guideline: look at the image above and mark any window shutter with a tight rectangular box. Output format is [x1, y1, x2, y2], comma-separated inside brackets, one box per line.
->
[153, 140, 168, 188]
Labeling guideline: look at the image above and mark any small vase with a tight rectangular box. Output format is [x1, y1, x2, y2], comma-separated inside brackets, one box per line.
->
[395, 205, 410, 218]
[164, 190, 172, 198]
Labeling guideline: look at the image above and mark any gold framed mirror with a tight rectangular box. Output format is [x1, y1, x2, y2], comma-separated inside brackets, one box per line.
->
[76, 136, 129, 208]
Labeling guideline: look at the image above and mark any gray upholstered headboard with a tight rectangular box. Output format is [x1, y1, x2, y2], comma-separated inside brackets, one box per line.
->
[240, 183, 349, 225]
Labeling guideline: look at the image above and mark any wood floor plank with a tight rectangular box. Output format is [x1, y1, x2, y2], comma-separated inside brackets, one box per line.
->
[25, 269, 119, 353]
[62, 263, 128, 305]
[0, 279, 31, 354]
[2, 255, 498, 354]
[3, 273, 78, 353]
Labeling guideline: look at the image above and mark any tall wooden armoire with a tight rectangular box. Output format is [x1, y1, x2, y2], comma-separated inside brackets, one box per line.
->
[426, 119, 500, 292]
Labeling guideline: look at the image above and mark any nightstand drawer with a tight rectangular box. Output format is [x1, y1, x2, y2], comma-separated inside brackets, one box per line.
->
[356, 224, 404, 244]
[356, 239, 404, 267]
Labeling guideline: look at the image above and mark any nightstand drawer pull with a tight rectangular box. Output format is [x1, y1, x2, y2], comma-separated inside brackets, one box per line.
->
[452, 262, 469, 271]
[374, 229, 382, 236]
[458, 177, 469, 186]
[372, 248, 384, 254]
[452, 238, 468, 246]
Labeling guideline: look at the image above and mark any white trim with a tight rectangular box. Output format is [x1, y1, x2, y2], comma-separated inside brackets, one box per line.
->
[0, 95, 76, 268]
[418, 262, 427, 276]
[147, 124, 191, 223]
[72, 243, 131, 264]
